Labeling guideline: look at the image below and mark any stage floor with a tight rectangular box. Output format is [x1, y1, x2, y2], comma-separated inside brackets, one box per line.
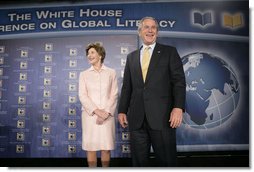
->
[2, 151, 249, 167]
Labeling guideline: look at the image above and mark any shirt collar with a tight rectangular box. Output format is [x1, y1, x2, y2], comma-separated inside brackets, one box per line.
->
[88, 64, 106, 71]
[142, 42, 156, 50]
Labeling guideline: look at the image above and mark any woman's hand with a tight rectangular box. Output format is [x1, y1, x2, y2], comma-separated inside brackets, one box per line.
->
[93, 109, 110, 119]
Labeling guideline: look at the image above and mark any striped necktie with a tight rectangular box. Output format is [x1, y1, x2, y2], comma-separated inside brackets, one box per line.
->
[141, 46, 151, 82]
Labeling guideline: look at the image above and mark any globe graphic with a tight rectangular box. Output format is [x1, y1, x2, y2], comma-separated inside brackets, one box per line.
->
[182, 52, 240, 129]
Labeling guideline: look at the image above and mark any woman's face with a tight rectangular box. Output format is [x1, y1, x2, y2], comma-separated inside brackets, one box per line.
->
[87, 47, 101, 66]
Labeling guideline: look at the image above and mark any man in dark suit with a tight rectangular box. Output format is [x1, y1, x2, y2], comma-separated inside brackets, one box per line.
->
[118, 16, 186, 167]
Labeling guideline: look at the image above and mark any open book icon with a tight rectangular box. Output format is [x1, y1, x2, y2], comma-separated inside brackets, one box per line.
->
[194, 12, 212, 26]
[223, 13, 243, 28]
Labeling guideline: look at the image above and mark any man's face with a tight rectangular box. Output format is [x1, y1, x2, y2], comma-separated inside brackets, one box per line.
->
[139, 19, 158, 45]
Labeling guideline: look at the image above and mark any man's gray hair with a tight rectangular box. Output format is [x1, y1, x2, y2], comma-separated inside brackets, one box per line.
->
[138, 16, 159, 32]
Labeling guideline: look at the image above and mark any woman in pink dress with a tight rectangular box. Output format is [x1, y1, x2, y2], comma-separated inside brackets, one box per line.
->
[78, 42, 118, 167]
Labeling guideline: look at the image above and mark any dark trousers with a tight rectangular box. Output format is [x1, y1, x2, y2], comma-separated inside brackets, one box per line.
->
[130, 117, 177, 167]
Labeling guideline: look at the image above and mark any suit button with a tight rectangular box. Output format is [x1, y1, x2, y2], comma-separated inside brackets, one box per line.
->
[144, 87, 146, 90]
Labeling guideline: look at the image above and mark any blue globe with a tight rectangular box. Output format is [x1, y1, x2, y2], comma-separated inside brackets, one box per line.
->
[182, 52, 240, 129]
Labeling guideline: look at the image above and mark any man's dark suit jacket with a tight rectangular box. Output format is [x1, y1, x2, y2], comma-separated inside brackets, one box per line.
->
[118, 43, 186, 131]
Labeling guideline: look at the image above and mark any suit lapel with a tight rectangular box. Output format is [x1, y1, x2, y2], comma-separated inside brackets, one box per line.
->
[133, 50, 144, 86]
[145, 43, 162, 84]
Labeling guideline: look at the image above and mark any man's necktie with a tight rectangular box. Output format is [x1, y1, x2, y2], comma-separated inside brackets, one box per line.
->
[141, 46, 151, 82]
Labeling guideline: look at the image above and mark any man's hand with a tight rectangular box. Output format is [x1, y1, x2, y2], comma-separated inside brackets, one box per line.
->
[118, 113, 128, 128]
[169, 108, 183, 128]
